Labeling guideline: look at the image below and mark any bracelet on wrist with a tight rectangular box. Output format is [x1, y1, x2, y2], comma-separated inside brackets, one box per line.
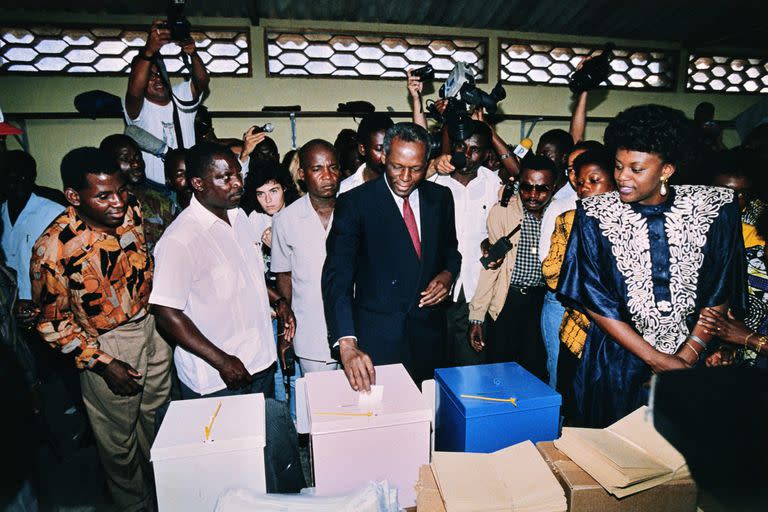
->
[469, 319, 483, 325]
[499, 153, 512, 160]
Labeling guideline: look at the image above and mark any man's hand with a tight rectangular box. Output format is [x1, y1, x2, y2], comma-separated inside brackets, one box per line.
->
[241, 127, 268, 161]
[179, 37, 197, 56]
[278, 334, 292, 371]
[274, 299, 296, 342]
[146, 20, 171, 56]
[339, 337, 375, 392]
[480, 238, 505, 270]
[419, 271, 452, 308]
[13, 299, 40, 328]
[468, 323, 485, 352]
[95, 359, 143, 396]
[433, 154, 455, 175]
[406, 69, 423, 99]
[216, 354, 252, 390]
[261, 227, 273, 248]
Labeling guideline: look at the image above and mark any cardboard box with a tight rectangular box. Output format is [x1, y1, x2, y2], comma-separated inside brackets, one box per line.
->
[415, 465, 447, 512]
[151, 394, 266, 512]
[305, 364, 431, 508]
[536, 441, 697, 512]
[435, 362, 561, 453]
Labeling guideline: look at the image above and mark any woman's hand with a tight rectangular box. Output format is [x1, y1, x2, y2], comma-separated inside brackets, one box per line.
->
[705, 346, 736, 367]
[697, 307, 752, 346]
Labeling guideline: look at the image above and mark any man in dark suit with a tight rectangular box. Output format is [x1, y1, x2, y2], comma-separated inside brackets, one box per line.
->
[322, 122, 461, 391]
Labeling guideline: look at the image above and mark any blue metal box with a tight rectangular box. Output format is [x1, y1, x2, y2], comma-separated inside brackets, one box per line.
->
[435, 362, 561, 453]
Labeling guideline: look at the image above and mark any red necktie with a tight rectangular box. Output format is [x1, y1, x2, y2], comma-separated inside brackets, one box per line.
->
[403, 196, 421, 259]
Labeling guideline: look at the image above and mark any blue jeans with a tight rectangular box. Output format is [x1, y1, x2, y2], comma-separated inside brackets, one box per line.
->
[540, 290, 565, 389]
[272, 319, 301, 421]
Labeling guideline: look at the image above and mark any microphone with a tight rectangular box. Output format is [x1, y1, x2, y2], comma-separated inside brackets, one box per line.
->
[251, 123, 274, 134]
[124, 125, 168, 157]
[512, 138, 533, 159]
[450, 151, 467, 169]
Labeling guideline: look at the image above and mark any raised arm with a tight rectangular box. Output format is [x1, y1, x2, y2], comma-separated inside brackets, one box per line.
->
[407, 69, 428, 129]
[570, 90, 588, 144]
[126, 20, 170, 120]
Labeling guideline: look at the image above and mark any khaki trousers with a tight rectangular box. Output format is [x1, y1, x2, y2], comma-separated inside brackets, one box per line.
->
[80, 314, 172, 512]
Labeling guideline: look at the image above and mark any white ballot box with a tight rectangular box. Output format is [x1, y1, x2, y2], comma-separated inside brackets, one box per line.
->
[151, 394, 266, 512]
[302, 364, 431, 507]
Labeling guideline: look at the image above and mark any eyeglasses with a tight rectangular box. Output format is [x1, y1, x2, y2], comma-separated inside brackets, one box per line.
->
[519, 183, 552, 193]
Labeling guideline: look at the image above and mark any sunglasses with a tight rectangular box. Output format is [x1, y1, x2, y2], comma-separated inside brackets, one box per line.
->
[519, 183, 552, 193]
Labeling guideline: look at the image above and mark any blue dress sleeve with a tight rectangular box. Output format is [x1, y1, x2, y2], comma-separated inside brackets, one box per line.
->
[696, 196, 748, 317]
[557, 203, 623, 321]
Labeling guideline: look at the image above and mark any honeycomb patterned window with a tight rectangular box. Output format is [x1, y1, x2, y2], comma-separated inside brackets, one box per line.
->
[687, 54, 768, 94]
[266, 30, 487, 81]
[499, 40, 676, 90]
[0, 26, 250, 75]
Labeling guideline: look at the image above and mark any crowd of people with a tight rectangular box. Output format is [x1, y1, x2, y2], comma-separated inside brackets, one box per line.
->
[2, 21, 767, 512]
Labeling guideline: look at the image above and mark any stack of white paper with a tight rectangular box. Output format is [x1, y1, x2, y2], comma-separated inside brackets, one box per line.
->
[431, 440, 567, 512]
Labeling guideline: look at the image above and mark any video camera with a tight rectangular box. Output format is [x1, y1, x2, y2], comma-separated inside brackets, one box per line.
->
[424, 63, 506, 143]
[160, 0, 191, 42]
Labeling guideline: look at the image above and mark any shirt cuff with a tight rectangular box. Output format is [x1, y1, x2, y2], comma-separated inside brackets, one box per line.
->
[333, 336, 358, 348]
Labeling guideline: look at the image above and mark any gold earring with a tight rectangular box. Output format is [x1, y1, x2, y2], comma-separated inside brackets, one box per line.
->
[659, 176, 669, 196]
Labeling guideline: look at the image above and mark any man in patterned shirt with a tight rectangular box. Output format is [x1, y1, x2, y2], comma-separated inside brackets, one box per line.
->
[467, 155, 557, 381]
[31, 147, 171, 512]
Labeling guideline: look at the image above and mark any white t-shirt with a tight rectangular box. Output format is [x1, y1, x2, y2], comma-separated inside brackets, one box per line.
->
[124, 80, 200, 185]
[429, 166, 501, 301]
[338, 163, 368, 196]
[150, 196, 275, 395]
[270, 195, 334, 362]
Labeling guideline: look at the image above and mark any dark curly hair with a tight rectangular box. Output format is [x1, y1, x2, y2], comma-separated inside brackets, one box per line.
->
[241, 158, 300, 215]
[604, 104, 692, 166]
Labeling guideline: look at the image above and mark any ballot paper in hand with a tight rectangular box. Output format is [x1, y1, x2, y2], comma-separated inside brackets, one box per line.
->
[431, 440, 567, 512]
[554, 406, 689, 498]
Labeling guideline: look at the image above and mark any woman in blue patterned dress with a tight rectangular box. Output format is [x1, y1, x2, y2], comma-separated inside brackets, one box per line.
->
[558, 105, 747, 427]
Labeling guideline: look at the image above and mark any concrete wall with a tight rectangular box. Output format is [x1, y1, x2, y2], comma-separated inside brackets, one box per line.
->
[1, 13, 764, 188]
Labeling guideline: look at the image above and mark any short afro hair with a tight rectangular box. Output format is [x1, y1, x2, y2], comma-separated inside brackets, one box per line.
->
[711, 147, 759, 182]
[99, 133, 138, 158]
[383, 122, 431, 164]
[604, 104, 691, 166]
[60, 147, 118, 191]
[0, 150, 37, 180]
[520, 154, 558, 177]
[572, 148, 613, 177]
[357, 113, 394, 147]
[186, 142, 233, 180]
[298, 139, 337, 170]
[538, 129, 574, 158]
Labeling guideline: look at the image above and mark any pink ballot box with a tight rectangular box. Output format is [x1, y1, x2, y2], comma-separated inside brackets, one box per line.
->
[150, 394, 266, 512]
[304, 363, 431, 507]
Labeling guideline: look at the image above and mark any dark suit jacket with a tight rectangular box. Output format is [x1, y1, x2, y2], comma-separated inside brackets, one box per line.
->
[322, 176, 461, 383]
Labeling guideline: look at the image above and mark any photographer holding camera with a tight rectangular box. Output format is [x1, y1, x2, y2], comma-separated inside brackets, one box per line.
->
[124, 19, 209, 185]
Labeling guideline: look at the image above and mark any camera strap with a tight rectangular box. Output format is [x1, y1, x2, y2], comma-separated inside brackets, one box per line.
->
[503, 223, 522, 241]
[153, 55, 201, 150]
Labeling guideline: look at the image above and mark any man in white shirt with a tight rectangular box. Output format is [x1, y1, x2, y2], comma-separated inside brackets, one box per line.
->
[272, 140, 341, 374]
[0, 150, 63, 327]
[428, 121, 501, 366]
[337, 113, 393, 195]
[124, 20, 209, 185]
[151, 142, 295, 398]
